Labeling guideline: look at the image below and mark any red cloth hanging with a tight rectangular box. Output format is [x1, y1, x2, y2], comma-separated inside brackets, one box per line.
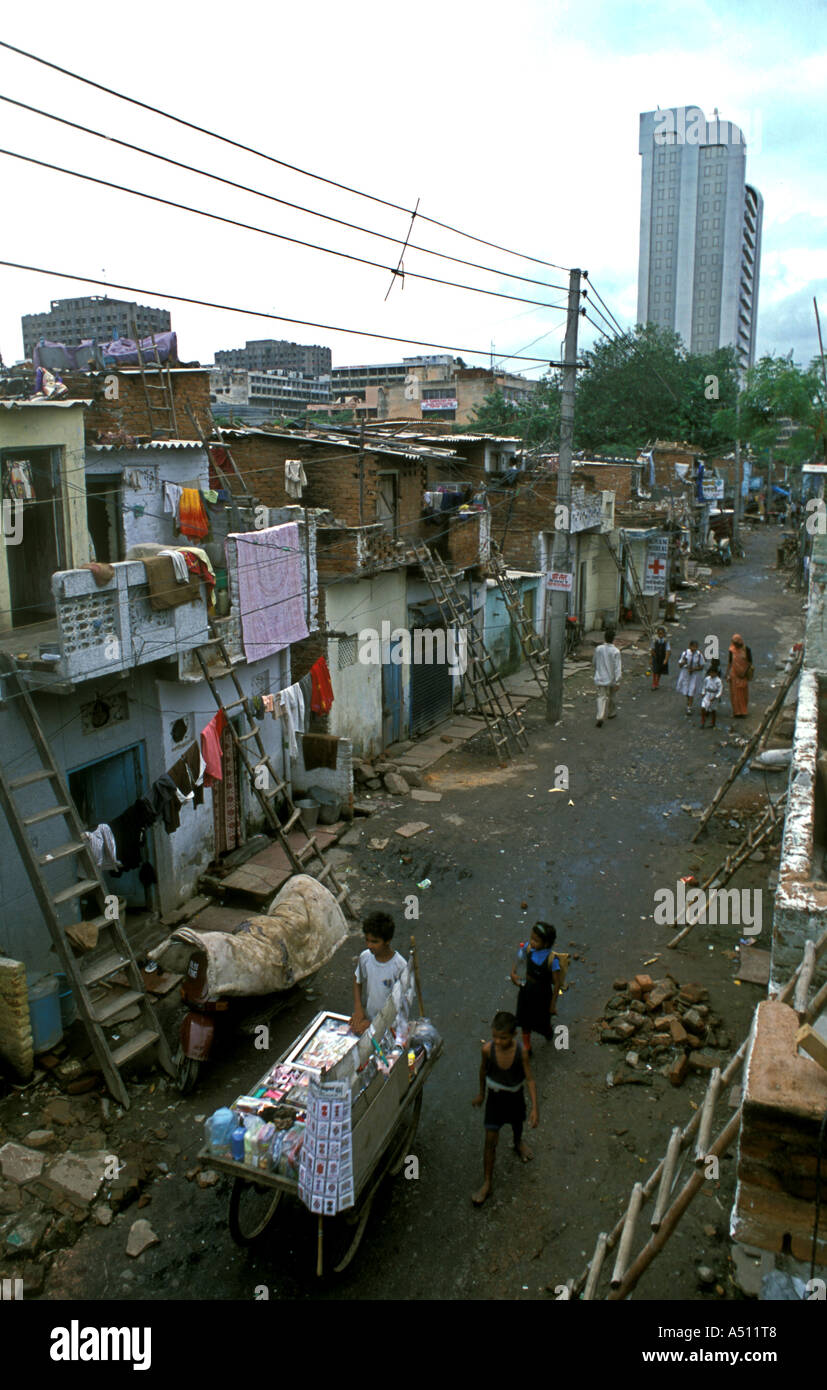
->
[201, 708, 228, 786]
[310, 656, 334, 714]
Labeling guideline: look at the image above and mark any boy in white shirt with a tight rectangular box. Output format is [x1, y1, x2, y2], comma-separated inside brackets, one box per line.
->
[350, 910, 406, 1035]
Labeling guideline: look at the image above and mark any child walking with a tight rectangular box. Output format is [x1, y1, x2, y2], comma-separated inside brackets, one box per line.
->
[471, 1011, 538, 1206]
[676, 639, 705, 714]
[510, 921, 561, 1054]
[649, 627, 671, 690]
[700, 659, 723, 729]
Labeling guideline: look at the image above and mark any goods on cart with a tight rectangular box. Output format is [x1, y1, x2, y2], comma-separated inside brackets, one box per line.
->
[203, 955, 439, 1216]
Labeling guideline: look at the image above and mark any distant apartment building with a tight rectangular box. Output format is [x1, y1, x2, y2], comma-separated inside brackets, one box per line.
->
[22, 297, 171, 357]
[325, 357, 535, 425]
[214, 339, 332, 375]
[637, 105, 763, 370]
[210, 366, 331, 420]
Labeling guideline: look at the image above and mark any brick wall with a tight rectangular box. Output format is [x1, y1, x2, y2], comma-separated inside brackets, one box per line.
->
[0, 956, 33, 1079]
[441, 512, 486, 570]
[577, 464, 636, 505]
[61, 369, 212, 442]
[496, 477, 560, 571]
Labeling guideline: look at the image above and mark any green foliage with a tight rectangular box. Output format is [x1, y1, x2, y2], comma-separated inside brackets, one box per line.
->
[714, 353, 825, 468]
[468, 378, 561, 449]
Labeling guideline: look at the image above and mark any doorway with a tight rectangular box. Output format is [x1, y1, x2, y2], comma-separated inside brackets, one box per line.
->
[68, 742, 150, 908]
[2, 447, 65, 626]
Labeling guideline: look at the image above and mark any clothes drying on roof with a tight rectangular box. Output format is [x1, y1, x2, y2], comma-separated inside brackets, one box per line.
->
[178, 488, 209, 542]
[82, 823, 121, 872]
[157, 549, 190, 583]
[143, 555, 202, 610]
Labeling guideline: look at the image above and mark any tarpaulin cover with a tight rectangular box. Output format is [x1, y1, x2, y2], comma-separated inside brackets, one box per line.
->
[172, 873, 347, 1000]
[32, 332, 179, 371]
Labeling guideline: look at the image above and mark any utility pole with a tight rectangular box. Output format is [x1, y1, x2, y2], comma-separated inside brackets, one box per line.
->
[733, 383, 742, 544]
[546, 267, 583, 723]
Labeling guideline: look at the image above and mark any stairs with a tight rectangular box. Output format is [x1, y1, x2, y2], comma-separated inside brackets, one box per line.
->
[0, 658, 175, 1108]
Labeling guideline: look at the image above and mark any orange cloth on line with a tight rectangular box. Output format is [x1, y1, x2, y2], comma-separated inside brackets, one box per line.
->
[310, 656, 334, 714]
[178, 488, 209, 541]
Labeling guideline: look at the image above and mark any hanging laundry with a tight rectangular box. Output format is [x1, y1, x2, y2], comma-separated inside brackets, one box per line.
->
[178, 488, 209, 541]
[262, 694, 275, 718]
[3, 459, 35, 502]
[168, 741, 205, 808]
[143, 556, 201, 610]
[310, 656, 334, 715]
[201, 708, 228, 786]
[157, 549, 190, 583]
[284, 458, 308, 499]
[278, 683, 304, 757]
[162, 481, 183, 526]
[233, 522, 308, 661]
[298, 672, 313, 731]
[82, 823, 121, 871]
[147, 773, 183, 833]
[109, 800, 156, 873]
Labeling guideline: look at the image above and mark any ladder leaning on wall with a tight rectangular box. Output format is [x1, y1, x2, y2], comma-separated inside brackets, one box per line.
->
[0, 657, 175, 1108]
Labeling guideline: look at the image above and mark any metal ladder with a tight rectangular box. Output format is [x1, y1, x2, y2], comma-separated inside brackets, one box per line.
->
[193, 629, 355, 918]
[0, 659, 175, 1108]
[132, 325, 179, 440]
[487, 540, 548, 696]
[602, 530, 656, 639]
[408, 540, 528, 760]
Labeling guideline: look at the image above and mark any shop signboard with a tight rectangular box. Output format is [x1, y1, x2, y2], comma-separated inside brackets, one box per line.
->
[545, 571, 573, 591]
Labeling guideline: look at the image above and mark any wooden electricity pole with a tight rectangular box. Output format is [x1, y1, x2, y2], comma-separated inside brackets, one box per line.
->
[546, 267, 583, 723]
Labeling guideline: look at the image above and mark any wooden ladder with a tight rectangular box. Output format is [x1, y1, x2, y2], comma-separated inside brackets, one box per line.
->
[133, 325, 179, 440]
[408, 540, 528, 761]
[602, 531, 657, 639]
[0, 659, 175, 1108]
[193, 629, 355, 918]
[487, 540, 548, 696]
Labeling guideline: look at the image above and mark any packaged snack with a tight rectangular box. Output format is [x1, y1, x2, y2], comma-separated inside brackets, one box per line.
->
[278, 1122, 306, 1181]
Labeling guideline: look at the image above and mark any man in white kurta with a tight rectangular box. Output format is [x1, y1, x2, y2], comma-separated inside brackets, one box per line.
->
[593, 630, 622, 727]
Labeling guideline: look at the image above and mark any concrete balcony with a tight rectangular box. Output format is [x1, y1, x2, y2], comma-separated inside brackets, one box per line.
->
[0, 561, 211, 691]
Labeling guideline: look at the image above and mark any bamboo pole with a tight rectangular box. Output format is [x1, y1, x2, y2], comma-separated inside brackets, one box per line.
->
[651, 1127, 682, 1231]
[669, 796, 785, 949]
[316, 1214, 324, 1278]
[608, 1111, 742, 1301]
[610, 1183, 643, 1288]
[694, 1068, 722, 1164]
[582, 1232, 609, 1301]
[570, 1036, 749, 1296]
[793, 940, 817, 1016]
[805, 976, 827, 1024]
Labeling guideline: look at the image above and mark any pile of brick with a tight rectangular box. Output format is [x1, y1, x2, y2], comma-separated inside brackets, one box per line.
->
[600, 973, 730, 1087]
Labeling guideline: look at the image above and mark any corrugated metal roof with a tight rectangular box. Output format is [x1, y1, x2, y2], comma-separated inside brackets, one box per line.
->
[88, 440, 205, 452]
[0, 398, 92, 409]
[216, 425, 460, 461]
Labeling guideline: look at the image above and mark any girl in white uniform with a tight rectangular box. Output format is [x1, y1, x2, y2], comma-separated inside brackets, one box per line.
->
[700, 659, 723, 729]
[676, 640, 705, 714]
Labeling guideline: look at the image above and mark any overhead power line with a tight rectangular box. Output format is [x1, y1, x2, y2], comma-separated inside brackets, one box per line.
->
[0, 259, 583, 364]
[583, 275, 627, 338]
[0, 94, 564, 295]
[0, 147, 569, 311]
[0, 38, 571, 274]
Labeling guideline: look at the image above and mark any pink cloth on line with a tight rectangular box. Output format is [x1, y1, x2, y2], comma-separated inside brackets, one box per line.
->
[233, 522, 309, 661]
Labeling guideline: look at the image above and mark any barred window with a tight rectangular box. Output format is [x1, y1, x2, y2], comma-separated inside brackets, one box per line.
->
[338, 635, 358, 669]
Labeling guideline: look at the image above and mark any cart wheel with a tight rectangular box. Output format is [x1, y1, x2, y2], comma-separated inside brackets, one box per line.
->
[388, 1092, 423, 1177]
[332, 1192, 375, 1274]
[228, 1178, 283, 1246]
[174, 1048, 201, 1095]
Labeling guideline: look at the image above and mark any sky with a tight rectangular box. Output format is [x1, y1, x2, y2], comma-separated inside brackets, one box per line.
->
[0, 0, 825, 380]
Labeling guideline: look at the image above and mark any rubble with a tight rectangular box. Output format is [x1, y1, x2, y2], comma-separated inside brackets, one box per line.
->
[598, 973, 726, 1086]
[126, 1219, 160, 1258]
[0, 1143, 45, 1185]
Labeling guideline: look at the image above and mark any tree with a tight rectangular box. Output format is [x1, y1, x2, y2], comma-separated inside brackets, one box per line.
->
[573, 323, 738, 455]
[715, 353, 825, 469]
[468, 376, 562, 449]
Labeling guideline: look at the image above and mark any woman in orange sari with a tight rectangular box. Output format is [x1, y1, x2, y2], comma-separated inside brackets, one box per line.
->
[727, 634, 752, 717]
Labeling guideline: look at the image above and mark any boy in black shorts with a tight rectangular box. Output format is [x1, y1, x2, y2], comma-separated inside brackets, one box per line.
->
[471, 1010, 538, 1206]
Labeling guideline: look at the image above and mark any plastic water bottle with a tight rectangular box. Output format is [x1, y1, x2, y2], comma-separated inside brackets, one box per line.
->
[230, 1113, 246, 1163]
[205, 1107, 235, 1158]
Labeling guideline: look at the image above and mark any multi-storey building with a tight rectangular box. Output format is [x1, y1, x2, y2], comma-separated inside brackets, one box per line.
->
[22, 297, 171, 358]
[326, 357, 536, 425]
[213, 339, 332, 375]
[637, 105, 763, 369]
[210, 367, 331, 421]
